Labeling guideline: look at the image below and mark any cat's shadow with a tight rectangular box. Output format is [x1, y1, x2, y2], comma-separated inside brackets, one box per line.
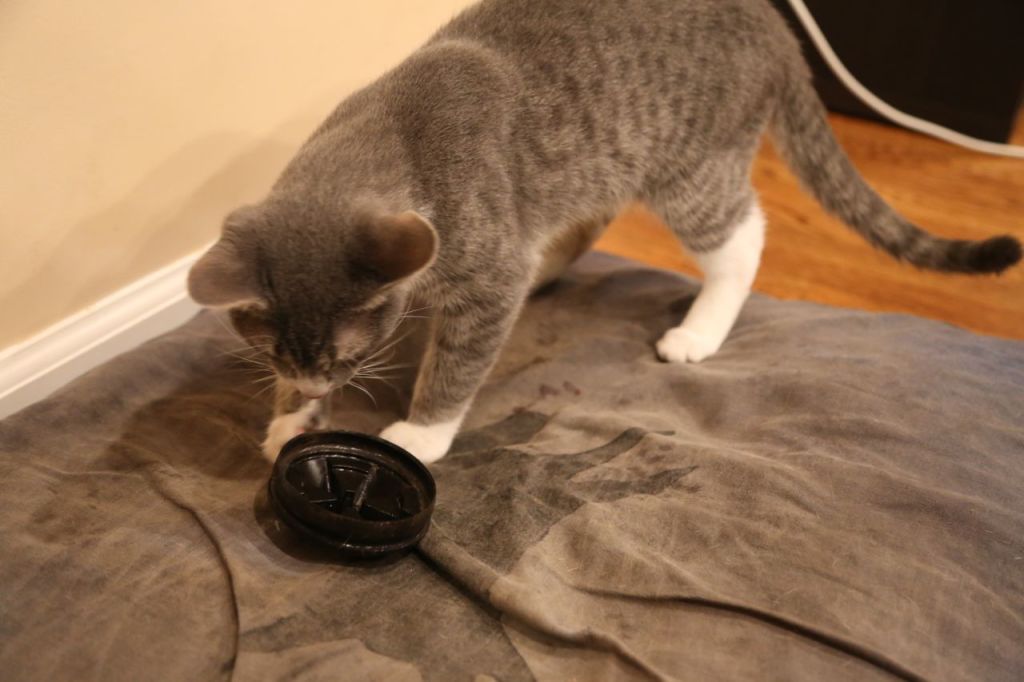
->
[94, 310, 428, 565]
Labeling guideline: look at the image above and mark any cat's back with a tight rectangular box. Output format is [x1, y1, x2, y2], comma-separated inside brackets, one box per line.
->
[418, 0, 795, 185]
[434, 0, 792, 65]
[428, 0, 798, 149]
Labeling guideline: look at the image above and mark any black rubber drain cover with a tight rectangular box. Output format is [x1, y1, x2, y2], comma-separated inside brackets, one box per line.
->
[268, 431, 435, 559]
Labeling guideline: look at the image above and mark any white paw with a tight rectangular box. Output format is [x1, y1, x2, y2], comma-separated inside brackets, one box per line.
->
[656, 327, 721, 364]
[379, 419, 457, 464]
[262, 401, 322, 462]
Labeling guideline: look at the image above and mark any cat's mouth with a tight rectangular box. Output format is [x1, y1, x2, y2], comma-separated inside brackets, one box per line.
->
[293, 377, 333, 400]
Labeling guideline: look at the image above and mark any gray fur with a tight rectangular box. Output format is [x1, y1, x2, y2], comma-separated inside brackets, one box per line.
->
[188, 0, 1021, 438]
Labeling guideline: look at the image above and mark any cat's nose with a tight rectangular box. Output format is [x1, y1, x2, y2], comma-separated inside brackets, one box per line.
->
[294, 378, 332, 399]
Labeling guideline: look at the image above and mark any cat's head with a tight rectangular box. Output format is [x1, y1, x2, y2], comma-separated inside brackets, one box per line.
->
[187, 200, 437, 397]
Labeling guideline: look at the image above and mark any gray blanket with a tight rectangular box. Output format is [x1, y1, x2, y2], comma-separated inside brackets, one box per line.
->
[2, 254, 1022, 681]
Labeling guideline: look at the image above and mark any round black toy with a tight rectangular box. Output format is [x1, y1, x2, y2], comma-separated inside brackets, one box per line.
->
[268, 431, 435, 559]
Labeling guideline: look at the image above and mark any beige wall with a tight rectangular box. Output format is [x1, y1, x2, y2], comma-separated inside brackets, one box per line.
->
[0, 0, 474, 350]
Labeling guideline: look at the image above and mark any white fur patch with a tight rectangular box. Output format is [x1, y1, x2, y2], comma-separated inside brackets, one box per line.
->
[658, 202, 765, 364]
[261, 399, 322, 462]
[292, 376, 332, 399]
[379, 412, 465, 464]
[656, 327, 721, 363]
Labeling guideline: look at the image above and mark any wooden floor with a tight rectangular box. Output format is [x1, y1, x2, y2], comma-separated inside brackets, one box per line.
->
[596, 111, 1024, 340]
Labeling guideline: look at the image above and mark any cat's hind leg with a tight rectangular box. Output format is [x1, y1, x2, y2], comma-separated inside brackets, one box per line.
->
[654, 197, 765, 364]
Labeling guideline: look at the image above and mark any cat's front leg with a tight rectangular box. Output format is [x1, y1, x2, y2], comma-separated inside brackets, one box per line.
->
[380, 283, 527, 464]
[261, 379, 327, 462]
[379, 412, 467, 465]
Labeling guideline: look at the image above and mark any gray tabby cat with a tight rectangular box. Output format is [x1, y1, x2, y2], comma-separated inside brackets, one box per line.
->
[188, 0, 1021, 463]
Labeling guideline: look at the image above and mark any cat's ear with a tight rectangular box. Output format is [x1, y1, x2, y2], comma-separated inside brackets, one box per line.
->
[364, 211, 439, 284]
[188, 238, 260, 308]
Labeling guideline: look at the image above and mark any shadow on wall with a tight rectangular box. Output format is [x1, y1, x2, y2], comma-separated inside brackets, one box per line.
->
[2, 89, 344, 346]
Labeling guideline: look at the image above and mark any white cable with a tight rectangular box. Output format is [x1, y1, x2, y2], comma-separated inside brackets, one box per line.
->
[784, 0, 1024, 159]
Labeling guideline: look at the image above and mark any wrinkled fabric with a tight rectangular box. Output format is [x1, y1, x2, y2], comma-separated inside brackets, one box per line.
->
[1, 254, 1022, 682]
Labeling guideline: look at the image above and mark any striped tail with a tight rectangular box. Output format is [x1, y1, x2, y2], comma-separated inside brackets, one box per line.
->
[771, 74, 1021, 274]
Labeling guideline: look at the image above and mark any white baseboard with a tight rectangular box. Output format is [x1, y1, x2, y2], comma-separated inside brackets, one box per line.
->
[0, 248, 209, 419]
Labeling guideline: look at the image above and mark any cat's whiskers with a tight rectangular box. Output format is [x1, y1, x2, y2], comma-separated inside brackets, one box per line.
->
[355, 366, 404, 382]
[350, 352, 414, 393]
[355, 299, 429, 375]
[395, 302, 434, 328]
[346, 379, 378, 408]
[365, 361, 414, 372]
[229, 358, 276, 385]
[219, 343, 277, 388]
[211, 311, 241, 341]
[357, 372, 400, 383]
[353, 368, 399, 389]
[225, 353, 271, 370]
[359, 377, 399, 392]
[219, 341, 273, 366]
[358, 355, 405, 373]
[361, 330, 412, 367]
[248, 380, 278, 404]
[358, 353, 393, 368]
